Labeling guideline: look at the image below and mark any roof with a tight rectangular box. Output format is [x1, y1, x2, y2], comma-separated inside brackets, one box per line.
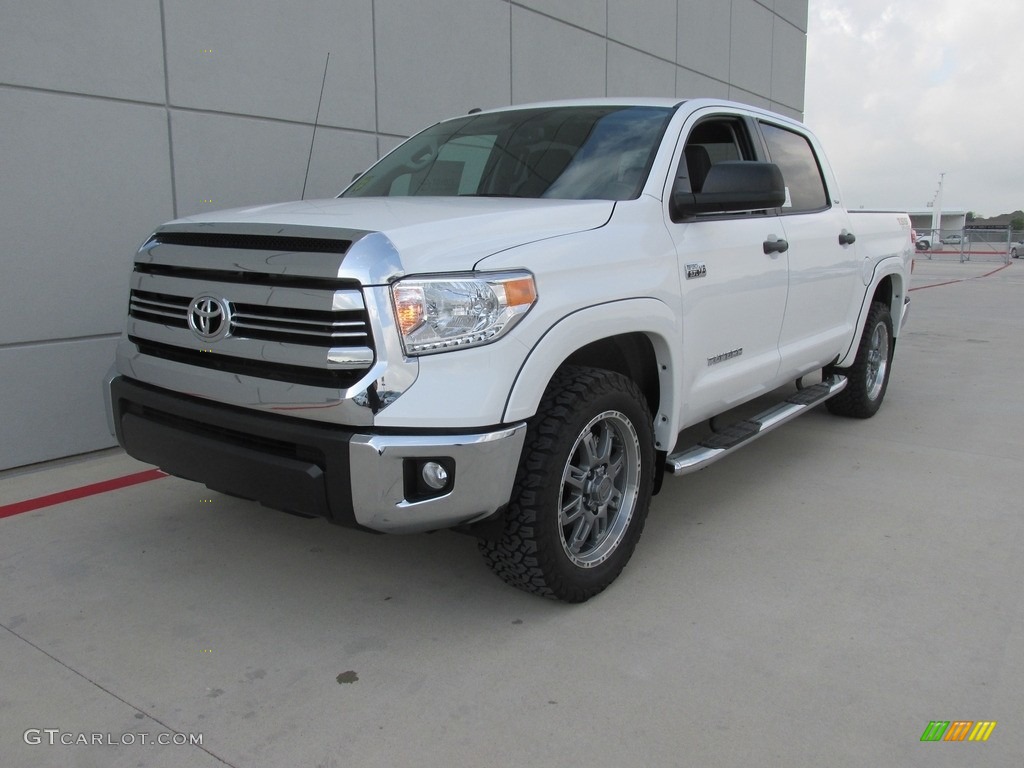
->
[460, 97, 806, 130]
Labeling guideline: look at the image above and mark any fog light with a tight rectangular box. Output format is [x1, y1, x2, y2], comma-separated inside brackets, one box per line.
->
[421, 461, 449, 490]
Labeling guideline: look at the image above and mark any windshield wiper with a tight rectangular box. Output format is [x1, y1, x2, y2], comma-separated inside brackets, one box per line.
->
[457, 192, 529, 198]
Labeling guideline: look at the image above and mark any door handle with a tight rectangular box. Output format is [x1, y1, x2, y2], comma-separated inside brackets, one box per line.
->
[763, 237, 789, 255]
[838, 230, 856, 246]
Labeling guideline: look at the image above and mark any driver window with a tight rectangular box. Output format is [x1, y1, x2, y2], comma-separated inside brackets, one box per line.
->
[677, 118, 754, 194]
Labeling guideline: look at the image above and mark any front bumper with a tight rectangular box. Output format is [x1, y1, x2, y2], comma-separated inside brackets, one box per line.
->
[107, 375, 526, 534]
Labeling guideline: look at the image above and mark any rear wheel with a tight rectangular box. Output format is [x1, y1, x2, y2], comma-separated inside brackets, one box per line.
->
[826, 301, 894, 419]
[479, 366, 654, 602]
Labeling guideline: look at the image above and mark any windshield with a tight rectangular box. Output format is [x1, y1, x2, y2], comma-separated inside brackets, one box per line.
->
[342, 105, 675, 201]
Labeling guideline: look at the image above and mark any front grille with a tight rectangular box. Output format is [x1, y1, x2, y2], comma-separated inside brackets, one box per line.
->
[129, 290, 189, 328]
[231, 302, 369, 347]
[129, 289, 370, 348]
[128, 229, 376, 388]
[130, 338, 367, 389]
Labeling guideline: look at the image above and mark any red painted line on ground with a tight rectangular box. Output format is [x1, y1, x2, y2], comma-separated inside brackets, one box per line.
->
[909, 279, 963, 292]
[924, 250, 1014, 257]
[909, 261, 1012, 292]
[0, 468, 167, 519]
[980, 263, 1012, 278]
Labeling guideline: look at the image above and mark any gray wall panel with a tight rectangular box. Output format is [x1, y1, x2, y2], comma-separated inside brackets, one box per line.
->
[730, 0, 774, 98]
[729, 85, 772, 110]
[0, 339, 119, 470]
[170, 111, 377, 219]
[513, 0, 607, 35]
[771, 16, 806, 111]
[773, 0, 808, 32]
[676, 68, 731, 99]
[607, 44, 677, 98]
[0, 88, 173, 346]
[162, 0, 376, 131]
[676, 0, 731, 82]
[608, 0, 678, 62]
[0, 0, 165, 102]
[375, 0, 512, 136]
[769, 103, 803, 121]
[512, 8, 606, 103]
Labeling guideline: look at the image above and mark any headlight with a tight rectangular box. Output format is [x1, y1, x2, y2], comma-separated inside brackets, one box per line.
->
[391, 272, 537, 355]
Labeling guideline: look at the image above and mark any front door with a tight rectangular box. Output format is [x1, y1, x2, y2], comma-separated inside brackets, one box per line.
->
[665, 114, 790, 426]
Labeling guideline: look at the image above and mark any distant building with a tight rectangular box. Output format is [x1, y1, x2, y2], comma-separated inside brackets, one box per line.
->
[908, 209, 967, 236]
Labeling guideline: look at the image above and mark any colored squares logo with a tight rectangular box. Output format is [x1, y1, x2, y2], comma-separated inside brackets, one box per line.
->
[921, 721, 996, 742]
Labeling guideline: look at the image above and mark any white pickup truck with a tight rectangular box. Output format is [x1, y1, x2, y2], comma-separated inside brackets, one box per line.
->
[105, 98, 913, 602]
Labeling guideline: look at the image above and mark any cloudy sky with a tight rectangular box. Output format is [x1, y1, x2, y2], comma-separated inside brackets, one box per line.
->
[803, 0, 1024, 217]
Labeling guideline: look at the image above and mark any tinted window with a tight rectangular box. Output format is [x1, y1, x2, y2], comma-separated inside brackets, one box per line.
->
[758, 122, 829, 212]
[343, 106, 674, 201]
[678, 117, 756, 194]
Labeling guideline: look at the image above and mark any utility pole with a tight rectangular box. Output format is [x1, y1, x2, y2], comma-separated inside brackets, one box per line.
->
[930, 172, 945, 243]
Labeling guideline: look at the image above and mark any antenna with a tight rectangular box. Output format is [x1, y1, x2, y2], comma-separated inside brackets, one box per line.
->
[301, 52, 330, 200]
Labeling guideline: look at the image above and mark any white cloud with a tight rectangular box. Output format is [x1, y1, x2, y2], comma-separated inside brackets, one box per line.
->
[804, 0, 1024, 216]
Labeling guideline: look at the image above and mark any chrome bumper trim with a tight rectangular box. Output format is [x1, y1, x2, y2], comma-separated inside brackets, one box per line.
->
[350, 424, 527, 533]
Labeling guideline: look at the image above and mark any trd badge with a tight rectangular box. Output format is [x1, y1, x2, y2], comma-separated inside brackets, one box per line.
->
[685, 262, 707, 280]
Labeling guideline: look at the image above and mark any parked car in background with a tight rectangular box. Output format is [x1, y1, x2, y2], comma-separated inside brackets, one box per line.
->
[940, 233, 962, 245]
[915, 236, 931, 250]
[1012, 240, 1023, 258]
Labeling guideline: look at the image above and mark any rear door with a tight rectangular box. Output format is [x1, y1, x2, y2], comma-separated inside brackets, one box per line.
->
[757, 120, 863, 378]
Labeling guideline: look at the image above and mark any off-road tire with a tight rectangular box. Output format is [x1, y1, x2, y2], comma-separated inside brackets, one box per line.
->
[826, 301, 894, 419]
[479, 366, 655, 602]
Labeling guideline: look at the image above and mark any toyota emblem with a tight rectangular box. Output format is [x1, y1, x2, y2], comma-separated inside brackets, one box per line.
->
[187, 296, 231, 341]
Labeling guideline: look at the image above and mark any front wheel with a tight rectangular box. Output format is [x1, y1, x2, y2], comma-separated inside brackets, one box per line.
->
[826, 301, 894, 419]
[479, 366, 655, 602]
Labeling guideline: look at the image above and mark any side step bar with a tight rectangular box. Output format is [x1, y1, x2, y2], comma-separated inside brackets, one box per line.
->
[666, 375, 847, 476]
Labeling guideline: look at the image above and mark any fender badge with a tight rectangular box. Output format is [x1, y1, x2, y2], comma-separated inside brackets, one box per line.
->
[685, 262, 707, 280]
[707, 348, 743, 366]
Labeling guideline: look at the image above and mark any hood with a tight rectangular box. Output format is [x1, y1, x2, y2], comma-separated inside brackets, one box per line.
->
[170, 197, 615, 274]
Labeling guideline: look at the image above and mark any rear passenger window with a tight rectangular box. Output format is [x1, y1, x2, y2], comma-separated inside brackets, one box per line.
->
[758, 123, 829, 213]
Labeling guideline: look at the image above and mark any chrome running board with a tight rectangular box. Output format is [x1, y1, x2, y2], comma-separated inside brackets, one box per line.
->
[666, 375, 848, 476]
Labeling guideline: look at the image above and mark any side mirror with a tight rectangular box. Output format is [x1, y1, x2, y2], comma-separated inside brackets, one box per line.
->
[671, 161, 786, 219]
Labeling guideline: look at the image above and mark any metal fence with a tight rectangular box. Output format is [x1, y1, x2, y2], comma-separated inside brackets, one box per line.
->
[914, 227, 1021, 264]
